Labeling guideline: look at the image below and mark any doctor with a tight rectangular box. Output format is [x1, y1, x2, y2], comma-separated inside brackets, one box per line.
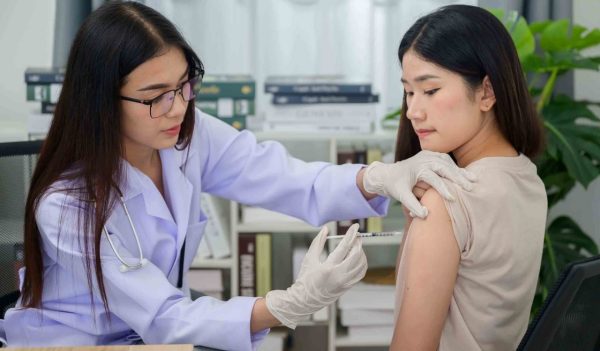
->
[0, 2, 475, 350]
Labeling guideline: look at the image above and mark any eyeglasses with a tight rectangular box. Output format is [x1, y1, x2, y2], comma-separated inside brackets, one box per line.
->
[121, 75, 199, 118]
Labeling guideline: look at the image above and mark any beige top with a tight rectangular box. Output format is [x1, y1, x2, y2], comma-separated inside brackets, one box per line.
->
[395, 155, 547, 351]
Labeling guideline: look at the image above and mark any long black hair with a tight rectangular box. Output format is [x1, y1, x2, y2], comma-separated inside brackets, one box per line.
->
[395, 5, 543, 162]
[22, 1, 203, 316]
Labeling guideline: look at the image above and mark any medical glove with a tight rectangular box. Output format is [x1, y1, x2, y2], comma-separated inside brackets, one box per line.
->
[363, 150, 477, 218]
[265, 224, 367, 329]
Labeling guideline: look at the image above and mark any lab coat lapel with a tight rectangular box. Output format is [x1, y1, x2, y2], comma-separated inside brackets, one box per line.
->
[121, 159, 174, 223]
[159, 147, 193, 250]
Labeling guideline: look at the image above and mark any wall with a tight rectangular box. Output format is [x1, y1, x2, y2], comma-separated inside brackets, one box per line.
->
[548, 0, 600, 245]
[0, 1, 55, 141]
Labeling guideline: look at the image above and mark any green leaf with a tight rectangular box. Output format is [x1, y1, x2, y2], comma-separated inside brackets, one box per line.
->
[489, 8, 534, 61]
[547, 216, 599, 256]
[522, 54, 545, 73]
[570, 57, 600, 70]
[541, 96, 600, 188]
[512, 17, 535, 60]
[573, 28, 600, 50]
[541, 20, 570, 52]
[530, 20, 552, 34]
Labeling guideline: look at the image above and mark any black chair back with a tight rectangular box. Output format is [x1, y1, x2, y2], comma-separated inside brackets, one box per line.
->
[518, 255, 600, 350]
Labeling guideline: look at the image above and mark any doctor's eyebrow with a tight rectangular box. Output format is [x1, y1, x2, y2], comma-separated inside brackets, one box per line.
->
[137, 68, 190, 92]
[401, 74, 441, 84]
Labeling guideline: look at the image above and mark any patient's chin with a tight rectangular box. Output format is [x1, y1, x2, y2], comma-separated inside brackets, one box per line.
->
[419, 143, 451, 154]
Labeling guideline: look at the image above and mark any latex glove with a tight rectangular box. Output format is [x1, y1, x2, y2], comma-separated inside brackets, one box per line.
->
[363, 150, 477, 218]
[266, 224, 367, 329]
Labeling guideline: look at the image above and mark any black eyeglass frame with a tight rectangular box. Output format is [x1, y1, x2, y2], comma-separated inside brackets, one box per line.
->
[120, 73, 202, 119]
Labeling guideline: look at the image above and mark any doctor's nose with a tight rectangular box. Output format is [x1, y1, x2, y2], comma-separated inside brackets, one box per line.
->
[165, 90, 189, 119]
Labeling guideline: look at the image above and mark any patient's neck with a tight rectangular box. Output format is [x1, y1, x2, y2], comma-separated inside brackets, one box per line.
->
[452, 117, 518, 168]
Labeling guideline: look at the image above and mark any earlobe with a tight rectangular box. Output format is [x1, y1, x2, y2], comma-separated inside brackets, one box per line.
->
[480, 76, 496, 112]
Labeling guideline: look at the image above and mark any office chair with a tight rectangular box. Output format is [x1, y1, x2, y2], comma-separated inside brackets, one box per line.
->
[0, 140, 43, 319]
[517, 255, 600, 351]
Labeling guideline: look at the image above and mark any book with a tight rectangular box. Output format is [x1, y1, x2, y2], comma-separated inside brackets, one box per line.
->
[200, 194, 231, 259]
[263, 103, 377, 122]
[238, 234, 256, 297]
[24, 67, 66, 84]
[265, 75, 371, 94]
[341, 308, 395, 326]
[195, 74, 255, 99]
[26, 84, 62, 103]
[263, 120, 371, 134]
[272, 93, 379, 105]
[338, 283, 395, 310]
[366, 147, 384, 233]
[196, 98, 255, 117]
[255, 233, 272, 297]
[187, 269, 224, 300]
[346, 325, 394, 340]
[195, 235, 211, 259]
[241, 206, 304, 224]
[41, 102, 56, 114]
[271, 234, 293, 291]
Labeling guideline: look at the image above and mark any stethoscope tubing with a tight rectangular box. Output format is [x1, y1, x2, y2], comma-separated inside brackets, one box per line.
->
[103, 197, 148, 272]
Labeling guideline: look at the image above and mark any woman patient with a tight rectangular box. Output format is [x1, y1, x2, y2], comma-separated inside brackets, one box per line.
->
[380, 5, 547, 351]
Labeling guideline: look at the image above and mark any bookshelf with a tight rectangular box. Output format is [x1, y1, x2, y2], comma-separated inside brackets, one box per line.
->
[194, 131, 401, 350]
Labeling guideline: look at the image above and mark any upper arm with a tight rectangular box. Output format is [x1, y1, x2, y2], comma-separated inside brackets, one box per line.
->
[391, 188, 460, 351]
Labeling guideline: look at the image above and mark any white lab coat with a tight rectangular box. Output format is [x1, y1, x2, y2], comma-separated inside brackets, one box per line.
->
[1, 109, 388, 350]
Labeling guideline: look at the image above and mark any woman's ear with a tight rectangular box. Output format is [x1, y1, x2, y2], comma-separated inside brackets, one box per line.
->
[480, 76, 496, 112]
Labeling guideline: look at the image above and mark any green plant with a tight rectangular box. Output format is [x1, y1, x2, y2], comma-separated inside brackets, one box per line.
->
[491, 9, 600, 316]
[383, 10, 600, 317]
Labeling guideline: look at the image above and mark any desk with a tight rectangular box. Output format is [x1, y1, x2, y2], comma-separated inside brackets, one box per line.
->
[5, 345, 193, 351]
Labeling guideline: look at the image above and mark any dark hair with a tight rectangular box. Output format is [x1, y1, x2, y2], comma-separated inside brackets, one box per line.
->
[22, 1, 203, 316]
[395, 5, 543, 162]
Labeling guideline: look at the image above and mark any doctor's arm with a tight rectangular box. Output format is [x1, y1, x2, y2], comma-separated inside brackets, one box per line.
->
[390, 189, 460, 351]
[35, 192, 266, 351]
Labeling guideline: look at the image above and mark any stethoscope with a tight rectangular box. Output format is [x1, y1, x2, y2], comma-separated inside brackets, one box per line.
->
[103, 196, 148, 273]
[102, 196, 187, 289]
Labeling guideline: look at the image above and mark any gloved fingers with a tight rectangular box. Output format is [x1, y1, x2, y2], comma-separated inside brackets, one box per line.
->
[327, 223, 359, 265]
[339, 248, 368, 289]
[306, 226, 329, 259]
[418, 169, 455, 201]
[388, 185, 428, 219]
[334, 238, 364, 269]
[430, 162, 474, 191]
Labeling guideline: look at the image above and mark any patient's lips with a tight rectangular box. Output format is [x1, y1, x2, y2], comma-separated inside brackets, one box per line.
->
[415, 128, 435, 138]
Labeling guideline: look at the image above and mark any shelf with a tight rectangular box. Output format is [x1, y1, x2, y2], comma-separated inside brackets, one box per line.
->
[237, 221, 322, 233]
[190, 257, 233, 269]
[254, 131, 397, 142]
[335, 332, 392, 347]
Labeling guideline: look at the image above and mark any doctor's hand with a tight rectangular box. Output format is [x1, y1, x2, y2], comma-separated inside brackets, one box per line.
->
[362, 150, 477, 219]
[265, 224, 367, 329]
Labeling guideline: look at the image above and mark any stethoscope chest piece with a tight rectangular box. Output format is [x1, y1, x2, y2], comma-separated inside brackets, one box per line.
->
[118, 258, 149, 273]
